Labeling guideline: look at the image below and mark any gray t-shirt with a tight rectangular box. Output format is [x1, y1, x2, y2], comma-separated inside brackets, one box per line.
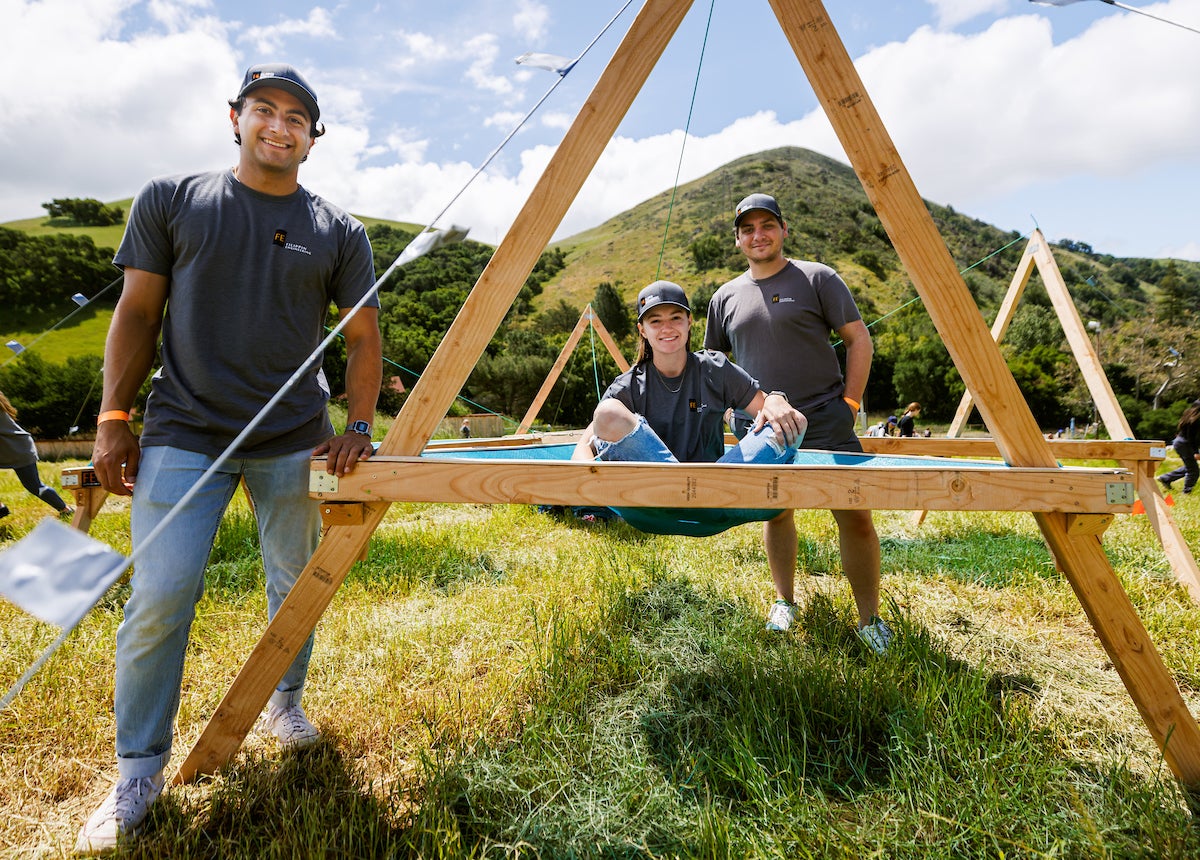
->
[115, 170, 378, 457]
[704, 260, 861, 411]
[602, 350, 758, 462]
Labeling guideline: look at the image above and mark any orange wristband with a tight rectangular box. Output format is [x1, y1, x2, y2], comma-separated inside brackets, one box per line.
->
[97, 410, 131, 424]
[843, 396, 860, 412]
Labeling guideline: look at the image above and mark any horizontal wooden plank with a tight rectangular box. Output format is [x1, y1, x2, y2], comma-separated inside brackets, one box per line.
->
[429, 433, 1165, 463]
[310, 457, 1132, 513]
[856, 437, 1166, 461]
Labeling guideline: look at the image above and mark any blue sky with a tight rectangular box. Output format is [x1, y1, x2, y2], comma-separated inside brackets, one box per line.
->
[2, 0, 1197, 261]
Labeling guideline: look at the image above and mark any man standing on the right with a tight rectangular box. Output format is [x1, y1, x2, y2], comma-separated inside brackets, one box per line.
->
[704, 193, 891, 652]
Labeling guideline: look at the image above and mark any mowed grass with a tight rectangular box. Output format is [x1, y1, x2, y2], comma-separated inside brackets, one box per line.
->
[1, 458, 1199, 858]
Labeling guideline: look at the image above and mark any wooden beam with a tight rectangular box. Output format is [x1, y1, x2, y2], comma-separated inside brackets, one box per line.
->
[1129, 460, 1200, 604]
[945, 238, 1039, 434]
[516, 304, 630, 435]
[309, 457, 1132, 514]
[174, 0, 698, 784]
[588, 307, 631, 375]
[772, 0, 1200, 786]
[1031, 233, 1134, 439]
[1036, 509, 1200, 784]
[1065, 514, 1114, 536]
[860, 437, 1165, 461]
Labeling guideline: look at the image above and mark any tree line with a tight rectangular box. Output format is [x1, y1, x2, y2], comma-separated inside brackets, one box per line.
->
[3, 211, 1200, 441]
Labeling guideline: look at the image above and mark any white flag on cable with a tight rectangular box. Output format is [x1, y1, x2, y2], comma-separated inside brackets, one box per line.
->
[0, 519, 129, 628]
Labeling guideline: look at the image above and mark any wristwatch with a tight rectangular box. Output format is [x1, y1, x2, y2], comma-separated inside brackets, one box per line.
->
[768, 390, 790, 403]
[349, 420, 372, 436]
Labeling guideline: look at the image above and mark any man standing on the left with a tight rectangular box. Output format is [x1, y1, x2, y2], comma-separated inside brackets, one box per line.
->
[76, 62, 382, 853]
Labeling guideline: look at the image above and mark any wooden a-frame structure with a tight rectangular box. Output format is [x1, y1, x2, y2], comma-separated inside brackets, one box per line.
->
[516, 304, 630, 434]
[901, 230, 1200, 605]
[173, 0, 1200, 789]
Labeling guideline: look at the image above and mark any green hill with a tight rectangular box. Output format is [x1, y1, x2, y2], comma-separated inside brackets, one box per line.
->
[540, 145, 1196, 322]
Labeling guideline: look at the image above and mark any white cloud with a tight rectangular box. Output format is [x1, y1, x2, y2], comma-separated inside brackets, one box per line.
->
[513, 0, 550, 42]
[463, 34, 515, 97]
[239, 7, 338, 55]
[323, 2, 1200, 257]
[851, 8, 1200, 217]
[925, 0, 1009, 30]
[0, 0, 237, 218]
[1, 0, 1196, 263]
[394, 30, 455, 68]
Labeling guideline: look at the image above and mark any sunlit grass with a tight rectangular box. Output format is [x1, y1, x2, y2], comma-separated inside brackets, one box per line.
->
[1, 462, 1199, 856]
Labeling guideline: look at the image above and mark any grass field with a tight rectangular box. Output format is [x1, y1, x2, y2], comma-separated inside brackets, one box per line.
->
[1, 450, 1199, 858]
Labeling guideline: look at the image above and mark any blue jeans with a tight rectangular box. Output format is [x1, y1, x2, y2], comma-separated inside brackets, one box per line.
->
[114, 445, 320, 778]
[1161, 435, 1199, 493]
[593, 416, 798, 536]
[594, 414, 797, 465]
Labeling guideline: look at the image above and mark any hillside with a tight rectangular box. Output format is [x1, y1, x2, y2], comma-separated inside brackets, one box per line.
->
[540, 146, 1199, 322]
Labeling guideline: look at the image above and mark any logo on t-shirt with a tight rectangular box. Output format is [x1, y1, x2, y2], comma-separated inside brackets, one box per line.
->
[689, 398, 699, 411]
[273, 229, 313, 256]
[771, 293, 794, 304]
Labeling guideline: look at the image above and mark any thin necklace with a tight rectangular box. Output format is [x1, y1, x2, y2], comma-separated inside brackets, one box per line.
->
[653, 362, 686, 394]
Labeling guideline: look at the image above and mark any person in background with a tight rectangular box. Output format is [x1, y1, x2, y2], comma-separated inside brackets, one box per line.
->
[460, 417, 471, 438]
[705, 193, 891, 652]
[897, 402, 920, 437]
[1159, 400, 1200, 494]
[76, 62, 382, 852]
[0, 390, 73, 520]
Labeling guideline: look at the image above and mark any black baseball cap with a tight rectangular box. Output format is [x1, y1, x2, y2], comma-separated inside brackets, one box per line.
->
[637, 281, 691, 321]
[734, 193, 784, 227]
[231, 63, 320, 124]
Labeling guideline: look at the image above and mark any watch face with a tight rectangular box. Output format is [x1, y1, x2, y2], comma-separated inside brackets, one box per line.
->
[350, 420, 371, 435]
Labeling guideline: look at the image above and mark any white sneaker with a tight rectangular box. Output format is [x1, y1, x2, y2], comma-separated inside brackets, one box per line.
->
[765, 599, 797, 632]
[858, 617, 894, 655]
[264, 702, 320, 748]
[75, 772, 165, 853]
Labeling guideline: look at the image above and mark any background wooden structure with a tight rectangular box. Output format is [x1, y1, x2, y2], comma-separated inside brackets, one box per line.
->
[172, 0, 1200, 789]
[905, 231, 1200, 604]
[516, 304, 630, 434]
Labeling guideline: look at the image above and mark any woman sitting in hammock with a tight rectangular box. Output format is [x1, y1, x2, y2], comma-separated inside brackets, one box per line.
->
[572, 281, 806, 534]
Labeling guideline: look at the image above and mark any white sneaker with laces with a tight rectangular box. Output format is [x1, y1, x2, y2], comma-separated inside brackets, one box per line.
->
[264, 702, 321, 748]
[765, 599, 797, 632]
[75, 772, 165, 853]
[858, 617, 894, 655]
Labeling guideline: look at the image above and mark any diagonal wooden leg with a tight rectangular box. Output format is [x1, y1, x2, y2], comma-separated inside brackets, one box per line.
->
[69, 486, 107, 533]
[1037, 512, 1200, 784]
[1131, 460, 1200, 605]
[174, 503, 389, 784]
[771, 0, 1200, 788]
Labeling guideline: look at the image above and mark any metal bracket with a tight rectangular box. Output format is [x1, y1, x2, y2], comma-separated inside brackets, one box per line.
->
[1106, 482, 1135, 505]
[309, 472, 339, 494]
